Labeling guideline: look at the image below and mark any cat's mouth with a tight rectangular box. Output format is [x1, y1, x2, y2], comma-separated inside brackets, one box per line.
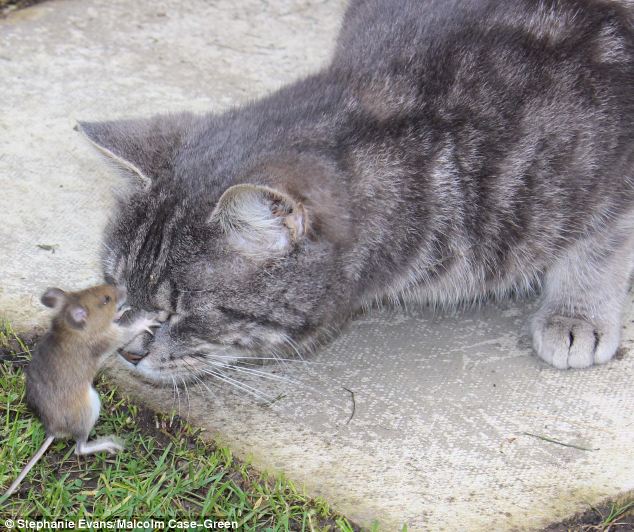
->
[119, 350, 144, 365]
[115, 310, 290, 388]
[117, 331, 249, 386]
[116, 309, 173, 366]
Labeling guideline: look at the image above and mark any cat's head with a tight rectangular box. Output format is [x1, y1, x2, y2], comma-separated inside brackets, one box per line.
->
[78, 113, 353, 384]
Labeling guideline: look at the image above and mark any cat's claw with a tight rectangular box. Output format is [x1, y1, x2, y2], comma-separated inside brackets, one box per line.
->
[114, 304, 131, 321]
[126, 316, 162, 338]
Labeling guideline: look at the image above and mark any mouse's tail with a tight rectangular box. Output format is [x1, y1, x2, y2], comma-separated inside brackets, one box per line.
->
[2, 435, 55, 499]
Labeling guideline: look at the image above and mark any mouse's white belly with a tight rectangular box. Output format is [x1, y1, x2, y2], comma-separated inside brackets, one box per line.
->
[88, 386, 101, 429]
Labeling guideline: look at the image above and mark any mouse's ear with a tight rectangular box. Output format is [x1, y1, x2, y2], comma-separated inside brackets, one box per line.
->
[41, 288, 66, 309]
[66, 304, 88, 329]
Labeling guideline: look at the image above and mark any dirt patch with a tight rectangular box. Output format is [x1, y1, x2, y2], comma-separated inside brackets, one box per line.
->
[545, 493, 634, 531]
[615, 346, 629, 361]
[0, 0, 46, 16]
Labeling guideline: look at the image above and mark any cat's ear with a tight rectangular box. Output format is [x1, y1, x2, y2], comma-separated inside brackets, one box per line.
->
[76, 113, 195, 189]
[210, 184, 307, 257]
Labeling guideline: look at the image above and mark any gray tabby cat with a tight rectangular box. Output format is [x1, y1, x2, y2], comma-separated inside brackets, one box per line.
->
[79, 0, 633, 383]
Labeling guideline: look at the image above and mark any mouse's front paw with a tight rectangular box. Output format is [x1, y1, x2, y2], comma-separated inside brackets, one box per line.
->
[139, 318, 162, 336]
[129, 313, 162, 337]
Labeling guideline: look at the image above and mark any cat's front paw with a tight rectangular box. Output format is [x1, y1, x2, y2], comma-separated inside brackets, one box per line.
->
[531, 314, 620, 369]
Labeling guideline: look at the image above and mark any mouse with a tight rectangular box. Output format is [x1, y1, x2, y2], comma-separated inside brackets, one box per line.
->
[2, 284, 159, 498]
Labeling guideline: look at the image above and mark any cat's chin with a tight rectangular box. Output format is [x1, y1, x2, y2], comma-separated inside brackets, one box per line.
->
[131, 362, 182, 385]
[114, 354, 179, 385]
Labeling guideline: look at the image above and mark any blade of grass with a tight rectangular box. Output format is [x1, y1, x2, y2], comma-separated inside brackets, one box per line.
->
[522, 432, 597, 451]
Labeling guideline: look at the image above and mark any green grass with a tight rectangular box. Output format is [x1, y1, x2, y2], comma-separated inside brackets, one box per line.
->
[0, 321, 359, 531]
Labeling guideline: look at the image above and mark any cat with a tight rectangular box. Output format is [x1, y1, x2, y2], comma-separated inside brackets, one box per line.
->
[78, 0, 633, 385]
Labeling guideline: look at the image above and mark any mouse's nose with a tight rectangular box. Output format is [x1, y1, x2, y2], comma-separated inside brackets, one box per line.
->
[118, 348, 146, 365]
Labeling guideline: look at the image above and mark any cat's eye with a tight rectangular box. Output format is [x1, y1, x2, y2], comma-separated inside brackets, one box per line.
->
[102, 295, 112, 305]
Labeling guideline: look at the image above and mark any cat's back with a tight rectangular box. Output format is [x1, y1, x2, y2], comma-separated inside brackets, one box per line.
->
[334, 0, 634, 76]
[332, 0, 632, 181]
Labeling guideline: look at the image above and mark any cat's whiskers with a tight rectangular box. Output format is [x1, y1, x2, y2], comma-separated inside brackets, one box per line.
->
[194, 356, 352, 414]
[278, 334, 305, 361]
[254, 346, 286, 369]
[183, 357, 276, 404]
[197, 367, 273, 402]
[170, 376, 176, 411]
[180, 375, 192, 418]
[171, 375, 181, 416]
[199, 358, 301, 386]
[206, 354, 332, 366]
[183, 362, 217, 398]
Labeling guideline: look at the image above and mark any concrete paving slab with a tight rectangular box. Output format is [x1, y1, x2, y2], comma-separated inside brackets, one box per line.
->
[0, 0, 346, 330]
[111, 299, 634, 530]
[1, 1, 633, 530]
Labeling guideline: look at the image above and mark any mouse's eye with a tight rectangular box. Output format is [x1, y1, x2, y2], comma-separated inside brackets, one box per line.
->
[103, 295, 112, 305]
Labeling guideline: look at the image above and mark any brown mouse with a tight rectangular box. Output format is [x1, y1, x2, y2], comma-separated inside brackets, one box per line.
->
[2, 284, 158, 498]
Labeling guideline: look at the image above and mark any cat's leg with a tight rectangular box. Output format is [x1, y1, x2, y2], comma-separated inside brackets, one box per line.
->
[531, 226, 634, 369]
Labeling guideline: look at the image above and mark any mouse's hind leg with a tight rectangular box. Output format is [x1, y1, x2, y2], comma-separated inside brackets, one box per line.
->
[75, 436, 124, 455]
[531, 220, 634, 369]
